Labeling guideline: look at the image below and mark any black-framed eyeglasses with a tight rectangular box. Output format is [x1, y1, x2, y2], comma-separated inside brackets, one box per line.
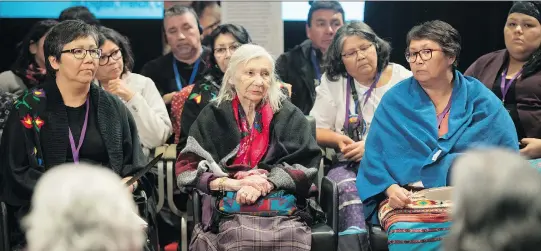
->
[405, 49, 442, 63]
[341, 44, 373, 59]
[214, 43, 241, 56]
[99, 49, 122, 66]
[61, 48, 102, 60]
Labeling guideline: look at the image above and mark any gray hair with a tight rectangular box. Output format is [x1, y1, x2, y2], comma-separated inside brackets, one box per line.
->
[445, 149, 541, 251]
[214, 44, 285, 112]
[24, 163, 145, 251]
[164, 4, 199, 20]
[324, 21, 391, 82]
[406, 20, 461, 69]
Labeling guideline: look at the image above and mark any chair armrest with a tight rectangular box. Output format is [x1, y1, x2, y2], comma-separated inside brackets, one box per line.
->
[153, 145, 168, 212]
[305, 115, 316, 138]
[320, 176, 339, 237]
[192, 190, 202, 224]
[1, 201, 10, 251]
[164, 143, 178, 161]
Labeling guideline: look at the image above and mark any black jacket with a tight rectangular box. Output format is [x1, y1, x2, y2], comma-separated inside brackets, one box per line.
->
[0, 81, 147, 247]
[276, 39, 321, 115]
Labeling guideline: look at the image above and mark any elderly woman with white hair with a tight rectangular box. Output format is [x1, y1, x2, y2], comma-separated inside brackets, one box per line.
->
[23, 163, 146, 251]
[175, 44, 321, 250]
[445, 149, 541, 251]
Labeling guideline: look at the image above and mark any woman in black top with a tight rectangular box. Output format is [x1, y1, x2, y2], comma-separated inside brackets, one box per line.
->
[0, 20, 147, 248]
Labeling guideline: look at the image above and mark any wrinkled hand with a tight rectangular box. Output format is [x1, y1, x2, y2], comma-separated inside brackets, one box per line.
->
[240, 175, 273, 196]
[520, 138, 541, 159]
[342, 140, 365, 162]
[385, 184, 412, 209]
[234, 169, 269, 179]
[236, 185, 261, 205]
[103, 78, 135, 101]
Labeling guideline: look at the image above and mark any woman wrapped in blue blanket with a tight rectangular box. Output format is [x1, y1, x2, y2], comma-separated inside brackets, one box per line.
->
[356, 20, 519, 251]
[310, 21, 412, 251]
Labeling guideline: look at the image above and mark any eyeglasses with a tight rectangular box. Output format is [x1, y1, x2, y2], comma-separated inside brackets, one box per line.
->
[214, 44, 241, 56]
[341, 44, 373, 59]
[405, 49, 442, 63]
[61, 48, 102, 60]
[99, 49, 122, 66]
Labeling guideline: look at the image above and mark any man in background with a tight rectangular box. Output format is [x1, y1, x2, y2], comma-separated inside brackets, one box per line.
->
[192, 1, 221, 45]
[141, 5, 209, 106]
[276, 1, 344, 114]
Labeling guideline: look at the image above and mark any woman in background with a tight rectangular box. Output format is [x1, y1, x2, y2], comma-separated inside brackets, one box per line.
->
[0, 20, 58, 96]
[465, 1, 541, 159]
[95, 26, 171, 156]
[310, 21, 411, 251]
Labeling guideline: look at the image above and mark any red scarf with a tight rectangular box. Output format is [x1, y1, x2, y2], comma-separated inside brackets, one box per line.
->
[232, 96, 273, 167]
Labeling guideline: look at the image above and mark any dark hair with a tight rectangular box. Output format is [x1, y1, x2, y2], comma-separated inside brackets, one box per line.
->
[98, 26, 134, 74]
[164, 4, 201, 34]
[406, 20, 461, 68]
[324, 21, 391, 81]
[206, 24, 252, 78]
[11, 19, 58, 74]
[307, 1, 345, 27]
[44, 20, 101, 78]
[191, 1, 220, 17]
[58, 6, 100, 26]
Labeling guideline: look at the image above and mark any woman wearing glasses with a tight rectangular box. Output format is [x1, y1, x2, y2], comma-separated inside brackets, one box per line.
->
[175, 24, 252, 148]
[465, 2, 541, 159]
[309, 21, 411, 250]
[94, 26, 172, 156]
[0, 20, 147, 249]
[357, 20, 518, 250]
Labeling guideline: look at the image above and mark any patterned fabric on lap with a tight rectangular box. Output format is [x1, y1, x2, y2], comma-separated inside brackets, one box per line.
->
[219, 190, 297, 217]
[190, 215, 311, 251]
[378, 197, 451, 251]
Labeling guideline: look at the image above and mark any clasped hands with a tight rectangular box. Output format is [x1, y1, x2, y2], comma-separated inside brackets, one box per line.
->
[231, 170, 274, 205]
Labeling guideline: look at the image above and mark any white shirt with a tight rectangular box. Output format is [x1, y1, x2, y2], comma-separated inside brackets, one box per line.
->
[310, 63, 412, 140]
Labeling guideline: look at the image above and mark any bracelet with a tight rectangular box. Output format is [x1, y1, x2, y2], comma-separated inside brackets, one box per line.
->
[218, 177, 227, 193]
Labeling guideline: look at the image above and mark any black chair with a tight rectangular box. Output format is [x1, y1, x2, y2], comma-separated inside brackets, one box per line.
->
[367, 224, 388, 251]
[0, 201, 9, 251]
[191, 175, 338, 251]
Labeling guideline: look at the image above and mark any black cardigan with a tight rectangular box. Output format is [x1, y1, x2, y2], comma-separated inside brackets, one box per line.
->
[0, 80, 146, 232]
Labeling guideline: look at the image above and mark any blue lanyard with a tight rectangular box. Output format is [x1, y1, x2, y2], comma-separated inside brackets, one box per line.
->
[310, 49, 322, 80]
[172, 57, 201, 90]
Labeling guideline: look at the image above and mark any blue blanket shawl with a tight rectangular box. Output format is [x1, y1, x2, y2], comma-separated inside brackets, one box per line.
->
[357, 70, 519, 222]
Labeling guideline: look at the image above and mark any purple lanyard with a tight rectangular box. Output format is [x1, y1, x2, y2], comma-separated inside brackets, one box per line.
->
[310, 49, 322, 80]
[437, 95, 452, 129]
[68, 97, 90, 163]
[500, 67, 523, 103]
[343, 73, 381, 130]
